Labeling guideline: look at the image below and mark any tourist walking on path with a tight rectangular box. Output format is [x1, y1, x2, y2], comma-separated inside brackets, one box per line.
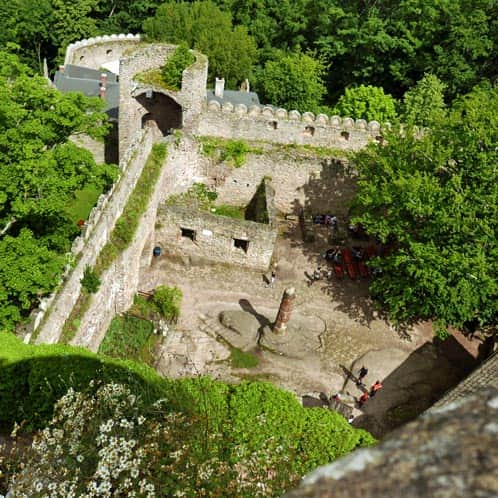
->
[266, 270, 276, 288]
[369, 380, 383, 397]
[356, 366, 368, 386]
[358, 392, 370, 408]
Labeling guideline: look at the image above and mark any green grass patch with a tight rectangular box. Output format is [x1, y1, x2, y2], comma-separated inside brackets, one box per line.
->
[98, 315, 159, 366]
[211, 204, 246, 219]
[59, 292, 92, 344]
[134, 68, 178, 92]
[95, 142, 167, 274]
[230, 348, 259, 368]
[66, 183, 103, 223]
[198, 137, 263, 167]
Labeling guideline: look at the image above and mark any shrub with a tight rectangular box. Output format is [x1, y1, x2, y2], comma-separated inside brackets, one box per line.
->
[161, 43, 195, 90]
[80, 266, 100, 293]
[152, 285, 182, 323]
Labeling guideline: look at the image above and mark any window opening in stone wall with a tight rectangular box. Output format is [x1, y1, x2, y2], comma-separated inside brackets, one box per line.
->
[233, 238, 249, 253]
[79, 56, 85, 62]
[267, 120, 278, 130]
[106, 49, 113, 56]
[181, 227, 196, 241]
[304, 126, 315, 136]
[375, 135, 384, 145]
[341, 131, 350, 141]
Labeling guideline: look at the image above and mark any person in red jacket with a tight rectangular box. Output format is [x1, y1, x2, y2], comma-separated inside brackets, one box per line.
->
[369, 380, 383, 397]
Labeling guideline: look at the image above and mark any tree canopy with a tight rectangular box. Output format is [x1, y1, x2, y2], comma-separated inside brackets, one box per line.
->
[352, 84, 498, 336]
[332, 85, 398, 123]
[0, 52, 116, 331]
[258, 51, 327, 113]
[143, 1, 257, 88]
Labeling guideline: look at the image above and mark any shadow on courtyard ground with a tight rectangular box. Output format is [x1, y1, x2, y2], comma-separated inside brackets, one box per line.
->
[341, 333, 494, 438]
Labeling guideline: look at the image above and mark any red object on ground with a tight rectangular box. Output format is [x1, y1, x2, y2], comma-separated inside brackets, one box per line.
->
[342, 248, 359, 279]
[358, 261, 369, 278]
[365, 245, 377, 260]
[333, 262, 344, 279]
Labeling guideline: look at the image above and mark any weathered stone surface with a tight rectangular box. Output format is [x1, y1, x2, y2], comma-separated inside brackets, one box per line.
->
[283, 388, 498, 498]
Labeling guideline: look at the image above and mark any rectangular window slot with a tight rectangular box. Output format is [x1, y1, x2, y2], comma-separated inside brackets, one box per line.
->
[180, 227, 196, 241]
[233, 238, 249, 253]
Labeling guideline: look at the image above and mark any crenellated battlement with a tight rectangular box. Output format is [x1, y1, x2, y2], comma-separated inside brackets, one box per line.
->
[64, 33, 142, 69]
[198, 100, 385, 150]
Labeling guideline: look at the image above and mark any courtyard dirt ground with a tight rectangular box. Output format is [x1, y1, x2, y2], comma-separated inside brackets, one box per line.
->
[139, 219, 477, 438]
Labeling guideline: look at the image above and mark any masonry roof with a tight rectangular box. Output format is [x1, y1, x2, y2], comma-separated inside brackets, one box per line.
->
[206, 89, 260, 107]
[53, 65, 119, 117]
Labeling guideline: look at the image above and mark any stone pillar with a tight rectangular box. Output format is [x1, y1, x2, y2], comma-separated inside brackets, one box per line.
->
[273, 287, 295, 335]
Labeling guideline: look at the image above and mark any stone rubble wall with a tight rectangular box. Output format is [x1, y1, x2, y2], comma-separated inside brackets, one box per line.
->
[33, 127, 155, 344]
[71, 135, 202, 352]
[198, 101, 384, 150]
[155, 176, 277, 272]
[212, 151, 355, 219]
[119, 45, 208, 159]
[64, 34, 141, 69]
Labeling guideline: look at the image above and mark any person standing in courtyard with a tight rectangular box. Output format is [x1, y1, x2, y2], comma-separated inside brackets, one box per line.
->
[356, 366, 368, 386]
[358, 392, 369, 408]
[370, 380, 383, 397]
[266, 270, 276, 288]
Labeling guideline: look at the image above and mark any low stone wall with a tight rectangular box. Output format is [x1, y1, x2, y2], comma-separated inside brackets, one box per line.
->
[155, 204, 277, 271]
[71, 135, 202, 351]
[198, 102, 384, 150]
[34, 127, 156, 344]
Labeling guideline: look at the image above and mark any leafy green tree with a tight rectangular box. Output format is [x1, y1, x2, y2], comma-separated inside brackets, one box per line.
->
[333, 85, 398, 122]
[143, 1, 257, 88]
[0, 229, 65, 330]
[0, 52, 116, 329]
[353, 84, 498, 337]
[402, 73, 447, 128]
[258, 51, 326, 112]
[51, 0, 100, 60]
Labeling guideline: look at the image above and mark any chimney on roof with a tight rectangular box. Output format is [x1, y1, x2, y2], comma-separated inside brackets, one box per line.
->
[215, 77, 224, 99]
[100, 73, 108, 99]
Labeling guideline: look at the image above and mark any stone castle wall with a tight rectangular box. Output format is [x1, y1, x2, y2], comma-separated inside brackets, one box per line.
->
[155, 178, 277, 271]
[64, 34, 141, 69]
[119, 45, 208, 159]
[198, 102, 384, 150]
[34, 127, 156, 344]
[71, 136, 203, 351]
[212, 151, 355, 219]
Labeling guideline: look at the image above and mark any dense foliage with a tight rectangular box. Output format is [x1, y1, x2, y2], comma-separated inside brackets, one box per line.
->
[353, 84, 498, 337]
[1, 0, 495, 112]
[161, 43, 195, 90]
[143, 1, 257, 88]
[332, 85, 398, 123]
[0, 52, 116, 331]
[0, 333, 375, 497]
[258, 52, 327, 113]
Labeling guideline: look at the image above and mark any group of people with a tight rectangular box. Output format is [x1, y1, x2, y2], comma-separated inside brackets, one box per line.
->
[356, 366, 383, 407]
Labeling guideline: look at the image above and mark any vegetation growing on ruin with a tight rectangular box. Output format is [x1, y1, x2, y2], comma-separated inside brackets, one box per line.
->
[95, 143, 168, 274]
[199, 137, 263, 168]
[0, 332, 375, 497]
[98, 314, 159, 366]
[167, 183, 247, 220]
[161, 43, 195, 90]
